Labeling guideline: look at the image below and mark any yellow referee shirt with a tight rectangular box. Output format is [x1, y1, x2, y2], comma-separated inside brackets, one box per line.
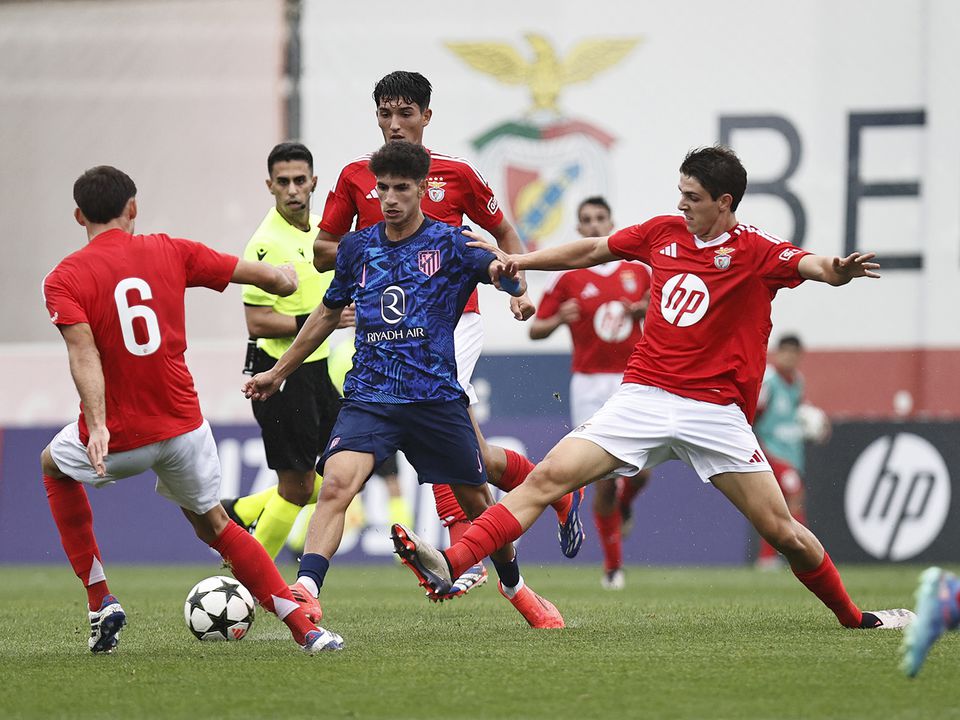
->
[242, 207, 333, 362]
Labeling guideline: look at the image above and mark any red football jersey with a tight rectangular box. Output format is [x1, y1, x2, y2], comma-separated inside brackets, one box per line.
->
[607, 215, 810, 422]
[43, 229, 238, 452]
[536, 262, 651, 373]
[320, 148, 505, 314]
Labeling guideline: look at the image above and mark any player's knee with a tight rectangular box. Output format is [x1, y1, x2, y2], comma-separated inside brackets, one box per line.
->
[316, 475, 357, 510]
[762, 517, 806, 555]
[525, 460, 570, 502]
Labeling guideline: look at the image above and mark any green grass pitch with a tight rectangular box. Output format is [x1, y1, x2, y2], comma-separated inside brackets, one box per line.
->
[0, 563, 955, 719]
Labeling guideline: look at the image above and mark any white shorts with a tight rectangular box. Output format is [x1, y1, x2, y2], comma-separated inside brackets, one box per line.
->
[567, 384, 772, 482]
[570, 372, 624, 427]
[454, 312, 483, 405]
[49, 420, 222, 514]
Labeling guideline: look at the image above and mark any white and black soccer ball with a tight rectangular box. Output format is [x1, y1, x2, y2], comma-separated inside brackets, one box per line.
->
[184, 575, 256, 641]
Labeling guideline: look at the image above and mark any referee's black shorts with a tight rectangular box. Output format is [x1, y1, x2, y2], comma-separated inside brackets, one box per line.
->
[251, 349, 341, 472]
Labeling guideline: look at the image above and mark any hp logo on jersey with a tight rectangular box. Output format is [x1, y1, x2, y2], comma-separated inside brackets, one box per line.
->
[380, 285, 406, 325]
[661, 273, 709, 327]
[844, 433, 951, 560]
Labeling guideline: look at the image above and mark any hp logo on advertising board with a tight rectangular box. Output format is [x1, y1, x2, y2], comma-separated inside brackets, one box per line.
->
[844, 433, 951, 560]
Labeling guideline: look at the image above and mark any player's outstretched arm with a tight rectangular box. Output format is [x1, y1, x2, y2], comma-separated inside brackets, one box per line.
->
[313, 228, 341, 273]
[232, 259, 299, 297]
[488, 219, 535, 320]
[243, 303, 343, 401]
[59, 323, 109, 477]
[466, 230, 617, 273]
[798, 252, 880, 286]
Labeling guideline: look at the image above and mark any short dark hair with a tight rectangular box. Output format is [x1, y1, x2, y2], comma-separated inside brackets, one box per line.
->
[368, 141, 431, 182]
[577, 195, 612, 219]
[679, 145, 748, 211]
[373, 71, 432, 111]
[267, 142, 313, 174]
[73, 166, 137, 224]
[777, 334, 803, 351]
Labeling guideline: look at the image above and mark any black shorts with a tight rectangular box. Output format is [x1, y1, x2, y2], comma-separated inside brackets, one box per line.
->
[251, 349, 341, 472]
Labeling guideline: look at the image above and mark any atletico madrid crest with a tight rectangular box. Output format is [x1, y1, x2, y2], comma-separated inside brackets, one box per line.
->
[418, 250, 441, 277]
[714, 247, 734, 270]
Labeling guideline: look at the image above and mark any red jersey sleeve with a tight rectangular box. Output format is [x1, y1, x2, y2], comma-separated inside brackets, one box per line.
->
[457, 163, 505, 232]
[319, 166, 360, 236]
[535, 272, 571, 319]
[43, 266, 87, 326]
[169, 236, 238, 291]
[607, 216, 676, 263]
[755, 236, 810, 290]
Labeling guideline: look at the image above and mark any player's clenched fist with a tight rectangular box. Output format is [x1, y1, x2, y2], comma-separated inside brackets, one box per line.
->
[243, 370, 283, 401]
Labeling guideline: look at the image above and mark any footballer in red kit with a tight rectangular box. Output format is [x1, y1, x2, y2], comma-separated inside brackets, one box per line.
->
[394, 145, 915, 633]
[40, 165, 343, 655]
[531, 196, 652, 589]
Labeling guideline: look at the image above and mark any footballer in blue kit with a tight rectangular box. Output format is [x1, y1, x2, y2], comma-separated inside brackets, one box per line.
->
[244, 140, 566, 633]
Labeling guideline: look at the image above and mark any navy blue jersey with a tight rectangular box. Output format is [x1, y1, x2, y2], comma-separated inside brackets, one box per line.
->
[323, 218, 495, 403]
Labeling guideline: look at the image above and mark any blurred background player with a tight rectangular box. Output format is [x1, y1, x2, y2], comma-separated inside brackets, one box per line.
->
[41, 165, 341, 655]
[394, 145, 914, 631]
[529, 196, 651, 589]
[246, 141, 564, 632]
[901, 567, 960, 677]
[310, 70, 583, 586]
[224, 142, 346, 562]
[752, 333, 831, 569]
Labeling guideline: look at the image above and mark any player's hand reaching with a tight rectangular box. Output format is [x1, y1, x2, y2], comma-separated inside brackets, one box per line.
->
[832, 252, 880, 284]
[510, 294, 536, 321]
[464, 230, 522, 274]
[243, 370, 283, 401]
[86, 425, 110, 478]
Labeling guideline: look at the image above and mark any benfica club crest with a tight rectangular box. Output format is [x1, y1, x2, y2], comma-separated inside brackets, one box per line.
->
[426, 177, 446, 203]
[446, 33, 641, 250]
[418, 250, 441, 277]
[714, 247, 734, 270]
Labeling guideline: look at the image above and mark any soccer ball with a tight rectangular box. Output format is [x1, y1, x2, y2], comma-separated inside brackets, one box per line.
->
[184, 575, 255, 641]
[797, 403, 830, 443]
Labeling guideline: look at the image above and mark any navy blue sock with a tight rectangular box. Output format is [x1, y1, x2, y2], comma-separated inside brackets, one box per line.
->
[492, 555, 521, 589]
[298, 553, 330, 590]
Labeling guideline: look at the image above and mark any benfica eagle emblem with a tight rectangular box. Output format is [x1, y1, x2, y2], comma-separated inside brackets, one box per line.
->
[714, 247, 734, 270]
[418, 250, 441, 277]
[426, 177, 446, 202]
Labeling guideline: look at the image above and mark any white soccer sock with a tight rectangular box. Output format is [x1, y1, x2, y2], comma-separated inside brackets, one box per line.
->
[298, 576, 320, 598]
[499, 575, 525, 599]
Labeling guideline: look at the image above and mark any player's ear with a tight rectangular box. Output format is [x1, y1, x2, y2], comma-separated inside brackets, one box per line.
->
[74, 207, 87, 227]
[310, 175, 318, 194]
[418, 179, 427, 197]
[422, 107, 432, 128]
[718, 193, 733, 212]
[127, 197, 138, 220]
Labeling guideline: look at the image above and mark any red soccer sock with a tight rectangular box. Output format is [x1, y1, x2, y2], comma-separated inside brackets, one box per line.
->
[618, 476, 644, 507]
[444, 504, 523, 579]
[593, 510, 623, 573]
[211, 521, 315, 644]
[792, 552, 862, 628]
[447, 519, 471, 545]
[433, 484, 468, 526]
[43, 475, 110, 611]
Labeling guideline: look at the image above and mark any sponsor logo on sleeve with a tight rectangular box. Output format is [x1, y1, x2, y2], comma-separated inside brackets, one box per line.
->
[779, 248, 803, 262]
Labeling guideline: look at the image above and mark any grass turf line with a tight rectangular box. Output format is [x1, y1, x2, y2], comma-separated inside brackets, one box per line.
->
[0, 564, 955, 720]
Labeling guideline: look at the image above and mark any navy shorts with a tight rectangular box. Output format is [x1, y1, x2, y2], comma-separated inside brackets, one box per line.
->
[319, 400, 486, 487]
